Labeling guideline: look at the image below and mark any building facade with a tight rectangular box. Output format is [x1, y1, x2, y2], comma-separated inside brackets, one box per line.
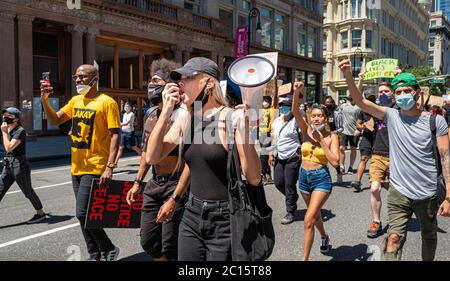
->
[438, 0, 450, 20]
[323, 0, 430, 101]
[0, 0, 325, 137]
[429, 11, 450, 75]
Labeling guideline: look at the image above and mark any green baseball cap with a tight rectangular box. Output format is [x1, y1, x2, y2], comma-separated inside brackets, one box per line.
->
[391, 72, 419, 91]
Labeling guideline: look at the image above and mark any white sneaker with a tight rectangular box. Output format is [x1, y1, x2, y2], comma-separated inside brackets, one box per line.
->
[101, 247, 120, 261]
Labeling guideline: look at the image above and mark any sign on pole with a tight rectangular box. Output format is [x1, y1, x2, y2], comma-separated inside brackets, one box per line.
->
[364, 58, 399, 80]
[234, 25, 248, 59]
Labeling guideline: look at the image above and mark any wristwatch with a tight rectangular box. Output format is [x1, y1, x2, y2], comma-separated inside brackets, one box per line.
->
[170, 194, 181, 203]
[134, 179, 143, 187]
[106, 162, 115, 169]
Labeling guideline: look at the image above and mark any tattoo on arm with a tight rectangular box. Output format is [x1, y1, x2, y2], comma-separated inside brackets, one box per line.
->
[441, 148, 450, 186]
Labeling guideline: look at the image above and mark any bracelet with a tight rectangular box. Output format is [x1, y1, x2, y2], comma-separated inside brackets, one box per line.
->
[134, 179, 143, 186]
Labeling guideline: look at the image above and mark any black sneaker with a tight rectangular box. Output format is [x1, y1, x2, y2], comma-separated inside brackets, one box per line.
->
[320, 235, 331, 253]
[367, 221, 383, 238]
[27, 213, 50, 224]
[281, 213, 294, 225]
[351, 181, 362, 192]
[347, 167, 354, 175]
[101, 247, 120, 261]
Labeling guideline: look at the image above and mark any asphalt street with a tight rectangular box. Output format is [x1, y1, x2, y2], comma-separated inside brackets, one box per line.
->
[0, 153, 449, 261]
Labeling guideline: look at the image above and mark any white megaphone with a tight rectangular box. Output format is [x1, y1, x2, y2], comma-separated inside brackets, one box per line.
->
[228, 55, 276, 110]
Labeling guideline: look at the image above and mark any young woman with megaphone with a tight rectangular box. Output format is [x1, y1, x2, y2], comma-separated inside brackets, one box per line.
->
[145, 57, 262, 261]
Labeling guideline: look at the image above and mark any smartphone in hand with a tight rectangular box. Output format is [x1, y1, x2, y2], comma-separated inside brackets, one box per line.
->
[41, 72, 52, 96]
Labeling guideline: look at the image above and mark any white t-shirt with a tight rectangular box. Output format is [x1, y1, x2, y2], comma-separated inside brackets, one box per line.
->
[271, 116, 301, 160]
[122, 112, 135, 133]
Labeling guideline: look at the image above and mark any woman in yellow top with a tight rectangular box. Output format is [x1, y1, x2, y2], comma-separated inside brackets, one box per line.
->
[292, 82, 340, 261]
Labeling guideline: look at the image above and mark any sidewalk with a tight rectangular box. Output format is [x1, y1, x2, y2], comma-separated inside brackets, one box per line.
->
[26, 135, 72, 162]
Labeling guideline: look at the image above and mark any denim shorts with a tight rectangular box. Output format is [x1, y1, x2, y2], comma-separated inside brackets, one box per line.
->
[298, 166, 333, 195]
[120, 131, 136, 147]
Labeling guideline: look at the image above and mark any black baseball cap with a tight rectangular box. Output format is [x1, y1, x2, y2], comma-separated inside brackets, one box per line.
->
[170, 57, 220, 81]
[1, 107, 21, 118]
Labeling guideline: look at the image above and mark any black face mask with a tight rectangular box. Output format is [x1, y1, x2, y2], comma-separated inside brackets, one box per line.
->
[325, 104, 336, 110]
[3, 117, 15, 124]
[148, 84, 164, 106]
[195, 79, 211, 108]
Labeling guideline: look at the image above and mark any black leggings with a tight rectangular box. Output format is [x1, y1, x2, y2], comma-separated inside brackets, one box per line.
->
[0, 156, 43, 211]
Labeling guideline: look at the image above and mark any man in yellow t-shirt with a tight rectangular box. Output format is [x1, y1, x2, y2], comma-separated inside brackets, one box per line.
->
[40, 64, 121, 261]
[259, 95, 276, 184]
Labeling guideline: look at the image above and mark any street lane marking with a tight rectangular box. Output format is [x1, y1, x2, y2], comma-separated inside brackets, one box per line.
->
[6, 182, 72, 195]
[31, 156, 141, 175]
[0, 223, 80, 249]
[5, 172, 128, 195]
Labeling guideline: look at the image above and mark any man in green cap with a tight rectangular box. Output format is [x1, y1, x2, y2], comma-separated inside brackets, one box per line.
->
[339, 58, 450, 261]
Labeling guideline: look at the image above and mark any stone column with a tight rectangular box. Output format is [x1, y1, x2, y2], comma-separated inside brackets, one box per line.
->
[183, 47, 192, 64]
[171, 45, 183, 64]
[65, 25, 85, 96]
[85, 27, 99, 65]
[0, 11, 17, 108]
[17, 14, 35, 135]
[362, 0, 366, 18]
[327, 1, 333, 23]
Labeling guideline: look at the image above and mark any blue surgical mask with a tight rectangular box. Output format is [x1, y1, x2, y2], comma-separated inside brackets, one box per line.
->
[279, 106, 291, 116]
[379, 93, 393, 106]
[396, 94, 416, 111]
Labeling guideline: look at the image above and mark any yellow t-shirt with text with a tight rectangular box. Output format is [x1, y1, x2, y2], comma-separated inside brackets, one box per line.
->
[61, 93, 120, 176]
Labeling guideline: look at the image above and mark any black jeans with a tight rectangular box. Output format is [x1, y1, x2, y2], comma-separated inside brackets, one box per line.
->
[273, 156, 300, 214]
[0, 156, 43, 211]
[178, 194, 231, 261]
[259, 135, 272, 177]
[72, 175, 115, 258]
[140, 178, 186, 261]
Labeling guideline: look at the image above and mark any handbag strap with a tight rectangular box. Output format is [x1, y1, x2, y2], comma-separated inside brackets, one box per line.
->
[430, 114, 442, 176]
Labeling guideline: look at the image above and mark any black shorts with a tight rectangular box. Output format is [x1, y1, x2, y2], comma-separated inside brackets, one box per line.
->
[359, 136, 374, 157]
[340, 134, 360, 148]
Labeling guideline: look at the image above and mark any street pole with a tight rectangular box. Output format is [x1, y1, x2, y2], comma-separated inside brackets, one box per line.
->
[247, 7, 262, 55]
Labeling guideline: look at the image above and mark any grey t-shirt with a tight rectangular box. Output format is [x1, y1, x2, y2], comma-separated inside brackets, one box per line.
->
[271, 116, 301, 160]
[341, 103, 361, 136]
[385, 108, 449, 200]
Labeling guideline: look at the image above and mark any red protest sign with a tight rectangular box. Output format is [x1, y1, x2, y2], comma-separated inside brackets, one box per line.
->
[85, 179, 144, 229]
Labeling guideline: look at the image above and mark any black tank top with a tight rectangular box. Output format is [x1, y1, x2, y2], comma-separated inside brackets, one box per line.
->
[184, 108, 229, 201]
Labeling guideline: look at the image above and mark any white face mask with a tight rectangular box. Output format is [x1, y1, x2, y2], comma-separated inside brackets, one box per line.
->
[76, 84, 91, 95]
[311, 124, 325, 132]
[76, 77, 97, 95]
[262, 101, 270, 108]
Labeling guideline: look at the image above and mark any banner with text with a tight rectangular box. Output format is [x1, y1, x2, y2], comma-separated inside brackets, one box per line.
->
[364, 58, 399, 80]
[234, 25, 248, 59]
[85, 179, 143, 229]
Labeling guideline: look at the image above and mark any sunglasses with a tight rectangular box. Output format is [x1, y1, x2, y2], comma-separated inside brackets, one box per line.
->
[72, 74, 96, 82]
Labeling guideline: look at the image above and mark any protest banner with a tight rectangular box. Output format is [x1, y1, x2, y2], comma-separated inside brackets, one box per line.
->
[85, 179, 143, 229]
